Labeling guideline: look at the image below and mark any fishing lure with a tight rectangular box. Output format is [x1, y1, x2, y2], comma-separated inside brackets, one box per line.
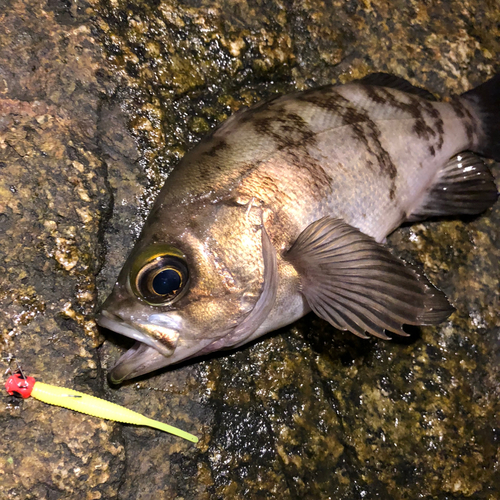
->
[5, 373, 198, 443]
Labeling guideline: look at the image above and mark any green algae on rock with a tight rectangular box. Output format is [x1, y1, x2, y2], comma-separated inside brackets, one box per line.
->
[0, 1, 124, 498]
[1, 0, 499, 498]
[93, 1, 500, 497]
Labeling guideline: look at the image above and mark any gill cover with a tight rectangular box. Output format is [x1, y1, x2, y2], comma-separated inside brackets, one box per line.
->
[107, 225, 278, 383]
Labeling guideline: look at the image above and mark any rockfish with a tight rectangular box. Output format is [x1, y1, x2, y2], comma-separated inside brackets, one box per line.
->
[97, 73, 499, 383]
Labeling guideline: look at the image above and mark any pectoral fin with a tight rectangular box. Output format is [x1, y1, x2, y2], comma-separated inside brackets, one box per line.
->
[286, 217, 453, 339]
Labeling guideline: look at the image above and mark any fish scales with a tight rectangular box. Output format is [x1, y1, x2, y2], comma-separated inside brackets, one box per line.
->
[97, 74, 499, 382]
[158, 84, 480, 243]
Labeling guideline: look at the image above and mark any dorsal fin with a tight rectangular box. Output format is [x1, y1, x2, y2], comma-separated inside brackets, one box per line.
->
[356, 73, 437, 101]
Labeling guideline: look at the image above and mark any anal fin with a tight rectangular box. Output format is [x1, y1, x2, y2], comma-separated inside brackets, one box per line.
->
[286, 217, 453, 340]
[409, 152, 498, 221]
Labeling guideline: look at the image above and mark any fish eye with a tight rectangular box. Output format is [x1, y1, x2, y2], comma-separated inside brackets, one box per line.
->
[130, 245, 189, 305]
[152, 268, 181, 295]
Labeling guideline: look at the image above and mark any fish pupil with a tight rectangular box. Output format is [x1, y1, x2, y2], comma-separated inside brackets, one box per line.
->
[152, 269, 181, 296]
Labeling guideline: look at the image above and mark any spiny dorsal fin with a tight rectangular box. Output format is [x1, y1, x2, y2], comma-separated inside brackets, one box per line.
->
[408, 152, 498, 221]
[356, 73, 437, 101]
[286, 217, 453, 339]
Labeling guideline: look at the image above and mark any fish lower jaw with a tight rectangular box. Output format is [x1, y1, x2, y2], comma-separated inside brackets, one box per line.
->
[96, 311, 174, 357]
[108, 337, 218, 383]
[108, 342, 168, 384]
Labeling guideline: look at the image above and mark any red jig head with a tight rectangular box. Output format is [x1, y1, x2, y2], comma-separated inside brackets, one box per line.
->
[5, 373, 36, 398]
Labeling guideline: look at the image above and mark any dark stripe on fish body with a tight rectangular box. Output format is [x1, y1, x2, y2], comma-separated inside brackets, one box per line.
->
[361, 84, 388, 105]
[252, 108, 317, 150]
[283, 150, 333, 196]
[204, 138, 229, 158]
[362, 85, 445, 156]
[421, 100, 444, 155]
[449, 98, 477, 144]
[424, 101, 445, 138]
[449, 97, 466, 118]
[250, 105, 333, 195]
[297, 89, 399, 199]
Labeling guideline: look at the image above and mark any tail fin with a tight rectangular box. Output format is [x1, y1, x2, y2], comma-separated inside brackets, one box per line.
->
[462, 74, 500, 161]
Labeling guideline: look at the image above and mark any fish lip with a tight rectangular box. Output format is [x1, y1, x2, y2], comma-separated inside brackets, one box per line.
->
[96, 310, 176, 357]
[107, 341, 165, 384]
[107, 338, 217, 384]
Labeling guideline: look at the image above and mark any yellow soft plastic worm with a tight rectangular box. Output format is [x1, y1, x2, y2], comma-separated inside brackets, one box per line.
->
[5, 373, 198, 443]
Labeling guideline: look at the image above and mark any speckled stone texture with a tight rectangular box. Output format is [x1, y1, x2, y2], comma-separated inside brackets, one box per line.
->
[0, 1, 125, 498]
[1, 0, 499, 499]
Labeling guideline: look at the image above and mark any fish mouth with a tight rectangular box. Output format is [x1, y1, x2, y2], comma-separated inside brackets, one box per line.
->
[96, 311, 179, 383]
[97, 310, 177, 357]
[97, 309, 222, 383]
[106, 341, 170, 384]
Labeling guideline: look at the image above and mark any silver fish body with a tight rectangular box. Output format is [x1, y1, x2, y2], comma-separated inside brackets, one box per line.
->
[97, 74, 499, 382]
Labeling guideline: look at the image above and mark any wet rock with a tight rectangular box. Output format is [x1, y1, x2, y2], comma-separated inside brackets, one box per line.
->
[1, 0, 499, 498]
[0, 1, 127, 498]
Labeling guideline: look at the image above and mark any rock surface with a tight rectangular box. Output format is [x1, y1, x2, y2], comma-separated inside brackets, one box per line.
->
[1, 0, 498, 499]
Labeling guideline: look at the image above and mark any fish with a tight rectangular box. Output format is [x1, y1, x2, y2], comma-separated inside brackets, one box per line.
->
[96, 73, 499, 383]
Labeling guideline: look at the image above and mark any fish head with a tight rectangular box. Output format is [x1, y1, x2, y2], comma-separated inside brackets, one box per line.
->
[97, 201, 277, 383]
